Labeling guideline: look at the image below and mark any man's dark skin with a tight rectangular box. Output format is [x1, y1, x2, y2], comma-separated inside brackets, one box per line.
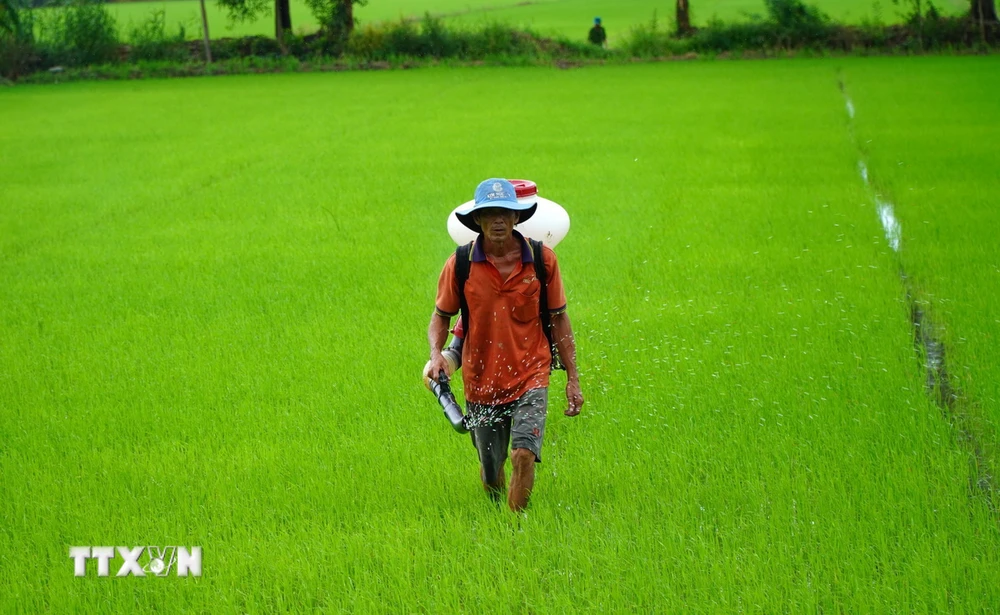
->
[426, 207, 583, 511]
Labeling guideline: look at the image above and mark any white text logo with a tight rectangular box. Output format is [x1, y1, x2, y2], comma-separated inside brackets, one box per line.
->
[69, 546, 202, 577]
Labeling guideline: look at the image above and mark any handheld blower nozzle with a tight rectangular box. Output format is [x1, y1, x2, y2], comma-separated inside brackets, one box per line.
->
[427, 370, 469, 434]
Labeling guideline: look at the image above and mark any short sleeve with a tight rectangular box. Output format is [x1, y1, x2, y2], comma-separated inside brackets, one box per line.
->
[542, 246, 567, 314]
[435, 254, 460, 318]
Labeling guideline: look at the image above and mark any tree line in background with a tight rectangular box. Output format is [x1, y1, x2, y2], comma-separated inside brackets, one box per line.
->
[640, 0, 998, 56]
[216, 0, 363, 54]
[672, 0, 997, 32]
[1, 0, 998, 81]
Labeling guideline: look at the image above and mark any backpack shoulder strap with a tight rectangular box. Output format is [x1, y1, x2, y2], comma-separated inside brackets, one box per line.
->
[530, 239, 552, 343]
[531, 239, 565, 371]
[455, 241, 473, 336]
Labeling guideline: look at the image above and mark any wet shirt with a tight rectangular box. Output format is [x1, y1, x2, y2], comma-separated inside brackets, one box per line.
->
[435, 232, 567, 406]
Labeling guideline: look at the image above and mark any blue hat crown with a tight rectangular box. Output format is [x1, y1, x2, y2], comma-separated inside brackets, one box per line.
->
[455, 177, 538, 233]
[474, 178, 518, 207]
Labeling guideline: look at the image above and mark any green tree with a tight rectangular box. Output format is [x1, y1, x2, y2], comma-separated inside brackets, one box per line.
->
[1, 0, 36, 79]
[1, 0, 22, 35]
[306, 0, 366, 50]
[215, 0, 364, 54]
[216, 0, 291, 48]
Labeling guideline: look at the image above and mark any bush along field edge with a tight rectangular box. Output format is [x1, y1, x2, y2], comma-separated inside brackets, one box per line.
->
[2, 0, 999, 83]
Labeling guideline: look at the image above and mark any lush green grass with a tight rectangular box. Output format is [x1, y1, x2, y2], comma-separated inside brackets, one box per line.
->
[100, 0, 969, 43]
[846, 56, 1000, 474]
[1, 58, 998, 612]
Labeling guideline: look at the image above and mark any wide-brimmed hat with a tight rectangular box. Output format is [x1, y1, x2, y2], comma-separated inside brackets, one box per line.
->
[456, 178, 538, 233]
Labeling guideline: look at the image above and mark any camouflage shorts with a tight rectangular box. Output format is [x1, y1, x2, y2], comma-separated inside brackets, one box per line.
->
[467, 388, 548, 480]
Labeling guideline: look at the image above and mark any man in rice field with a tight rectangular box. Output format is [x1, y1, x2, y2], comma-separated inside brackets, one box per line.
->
[425, 178, 583, 512]
[588, 17, 607, 47]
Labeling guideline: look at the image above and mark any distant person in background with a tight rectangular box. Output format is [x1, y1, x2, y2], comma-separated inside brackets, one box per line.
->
[588, 17, 607, 47]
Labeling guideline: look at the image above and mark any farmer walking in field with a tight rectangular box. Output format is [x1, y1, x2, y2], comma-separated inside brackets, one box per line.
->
[425, 178, 583, 512]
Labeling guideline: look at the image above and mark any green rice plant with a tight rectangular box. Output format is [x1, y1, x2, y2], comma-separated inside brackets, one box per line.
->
[0, 59, 998, 612]
[846, 55, 1000, 481]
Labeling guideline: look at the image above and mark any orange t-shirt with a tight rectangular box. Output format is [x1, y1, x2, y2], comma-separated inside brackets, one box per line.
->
[435, 232, 567, 406]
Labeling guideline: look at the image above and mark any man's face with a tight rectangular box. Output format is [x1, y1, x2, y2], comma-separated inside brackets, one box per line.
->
[474, 208, 518, 243]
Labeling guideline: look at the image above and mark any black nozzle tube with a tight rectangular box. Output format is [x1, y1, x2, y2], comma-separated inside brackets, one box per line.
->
[429, 370, 468, 433]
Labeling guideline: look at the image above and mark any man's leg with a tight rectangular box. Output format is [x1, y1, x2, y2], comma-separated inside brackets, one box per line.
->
[470, 419, 511, 501]
[481, 459, 506, 496]
[508, 388, 547, 512]
[508, 448, 535, 511]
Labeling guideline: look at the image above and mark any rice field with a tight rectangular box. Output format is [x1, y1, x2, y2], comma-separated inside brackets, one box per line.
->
[845, 57, 1000, 474]
[1, 56, 998, 612]
[100, 0, 970, 43]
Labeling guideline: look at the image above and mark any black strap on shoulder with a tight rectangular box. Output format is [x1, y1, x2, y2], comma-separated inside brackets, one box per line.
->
[531, 239, 551, 345]
[455, 241, 473, 338]
[531, 239, 564, 371]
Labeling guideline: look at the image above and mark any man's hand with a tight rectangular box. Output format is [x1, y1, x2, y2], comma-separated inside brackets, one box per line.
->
[426, 312, 452, 382]
[425, 351, 451, 382]
[551, 311, 582, 417]
[565, 378, 583, 417]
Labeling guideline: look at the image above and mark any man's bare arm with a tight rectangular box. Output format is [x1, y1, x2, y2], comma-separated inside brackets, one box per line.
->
[551, 311, 583, 416]
[425, 312, 452, 380]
